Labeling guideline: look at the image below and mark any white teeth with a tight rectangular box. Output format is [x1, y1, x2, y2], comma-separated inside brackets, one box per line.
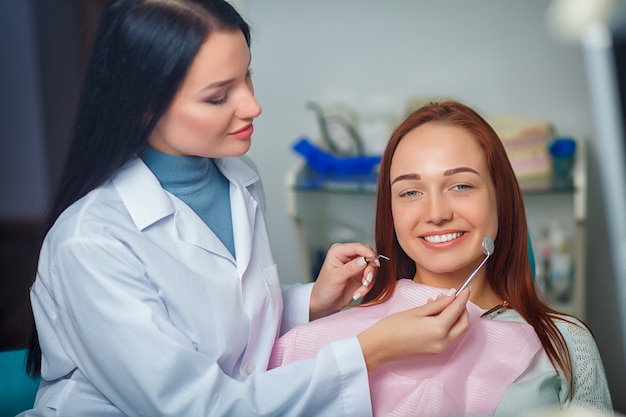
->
[424, 232, 463, 243]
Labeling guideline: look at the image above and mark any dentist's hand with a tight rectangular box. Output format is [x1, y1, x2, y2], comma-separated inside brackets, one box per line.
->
[357, 287, 470, 371]
[309, 242, 379, 321]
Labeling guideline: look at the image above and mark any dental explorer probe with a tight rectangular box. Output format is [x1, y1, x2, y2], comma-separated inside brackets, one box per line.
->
[455, 236, 494, 297]
[365, 254, 390, 263]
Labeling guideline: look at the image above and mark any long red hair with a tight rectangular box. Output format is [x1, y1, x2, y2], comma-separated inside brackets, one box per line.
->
[364, 100, 574, 389]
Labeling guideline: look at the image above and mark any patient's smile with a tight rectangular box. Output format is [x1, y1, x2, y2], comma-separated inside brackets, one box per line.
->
[423, 232, 464, 243]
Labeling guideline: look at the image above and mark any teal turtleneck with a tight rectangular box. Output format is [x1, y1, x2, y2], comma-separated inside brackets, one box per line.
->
[140, 147, 235, 258]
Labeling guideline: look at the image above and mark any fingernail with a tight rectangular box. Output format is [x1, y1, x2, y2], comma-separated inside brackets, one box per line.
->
[445, 288, 456, 297]
[353, 292, 362, 301]
[357, 257, 366, 267]
[375, 259, 380, 267]
[362, 272, 373, 286]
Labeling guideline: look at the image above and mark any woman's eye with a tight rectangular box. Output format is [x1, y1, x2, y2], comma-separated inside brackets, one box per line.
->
[206, 95, 227, 105]
[400, 190, 420, 198]
[452, 184, 472, 191]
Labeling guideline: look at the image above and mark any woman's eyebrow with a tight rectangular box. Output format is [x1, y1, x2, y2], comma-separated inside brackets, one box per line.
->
[391, 173, 420, 185]
[391, 167, 479, 185]
[444, 167, 479, 176]
[200, 78, 234, 92]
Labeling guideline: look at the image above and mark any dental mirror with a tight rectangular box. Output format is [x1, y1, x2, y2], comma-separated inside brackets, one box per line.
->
[482, 236, 495, 256]
[456, 236, 494, 296]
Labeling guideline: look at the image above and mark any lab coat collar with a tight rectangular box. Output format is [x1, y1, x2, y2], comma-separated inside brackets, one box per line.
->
[112, 157, 175, 231]
[112, 156, 260, 231]
[214, 155, 260, 188]
[169, 156, 262, 277]
[112, 156, 262, 276]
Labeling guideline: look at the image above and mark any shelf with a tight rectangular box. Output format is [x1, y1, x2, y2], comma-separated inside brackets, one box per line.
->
[290, 166, 378, 194]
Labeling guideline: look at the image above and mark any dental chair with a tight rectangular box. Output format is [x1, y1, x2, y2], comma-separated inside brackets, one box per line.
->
[0, 348, 40, 416]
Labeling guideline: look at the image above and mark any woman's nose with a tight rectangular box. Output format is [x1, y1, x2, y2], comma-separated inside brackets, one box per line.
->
[426, 195, 453, 224]
[238, 87, 262, 120]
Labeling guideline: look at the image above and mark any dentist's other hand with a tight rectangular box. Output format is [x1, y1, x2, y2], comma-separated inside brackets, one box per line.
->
[357, 287, 470, 371]
[309, 242, 379, 321]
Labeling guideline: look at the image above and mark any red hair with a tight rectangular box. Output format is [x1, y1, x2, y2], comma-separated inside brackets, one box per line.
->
[363, 100, 574, 390]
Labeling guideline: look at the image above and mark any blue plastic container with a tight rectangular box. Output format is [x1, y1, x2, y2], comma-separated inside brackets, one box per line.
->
[292, 137, 381, 175]
[549, 138, 577, 185]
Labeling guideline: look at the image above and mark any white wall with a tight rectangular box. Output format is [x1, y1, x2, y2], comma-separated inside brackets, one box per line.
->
[240, 0, 592, 284]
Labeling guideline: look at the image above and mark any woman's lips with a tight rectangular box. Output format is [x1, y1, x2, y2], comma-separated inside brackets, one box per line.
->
[230, 124, 254, 139]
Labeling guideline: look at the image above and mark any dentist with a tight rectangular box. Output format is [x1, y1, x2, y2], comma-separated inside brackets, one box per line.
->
[21, 1, 470, 416]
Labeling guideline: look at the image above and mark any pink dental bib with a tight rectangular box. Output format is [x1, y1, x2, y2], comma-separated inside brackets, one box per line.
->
[269, 280, 542, 417]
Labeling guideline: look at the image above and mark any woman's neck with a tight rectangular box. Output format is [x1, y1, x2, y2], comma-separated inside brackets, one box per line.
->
[140, 146, 210, 191]
[412, 269, 501, 309]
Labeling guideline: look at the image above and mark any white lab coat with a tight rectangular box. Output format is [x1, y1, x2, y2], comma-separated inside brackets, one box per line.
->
[22, 156, 371, 417]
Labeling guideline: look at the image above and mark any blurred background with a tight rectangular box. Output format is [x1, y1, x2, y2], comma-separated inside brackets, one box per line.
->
[1, 0, 624, 413]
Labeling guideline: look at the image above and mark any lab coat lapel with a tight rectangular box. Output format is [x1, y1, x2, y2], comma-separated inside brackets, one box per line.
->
[115, 156, 261, 278]
[230, 181, 257, 279]
[113, 158, 174, 230]
[115, 157, 235, 261]
[218, 157, 261, 280]
[173, 208, 234, 261]
[172, 156, 261, 280]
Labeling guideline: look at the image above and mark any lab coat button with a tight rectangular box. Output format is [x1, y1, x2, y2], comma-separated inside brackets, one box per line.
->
[245, 363, 256, 375]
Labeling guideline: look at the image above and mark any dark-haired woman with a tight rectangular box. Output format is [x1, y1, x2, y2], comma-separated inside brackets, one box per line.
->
[20, 2, 472, 416]
[270, 101, 613, 416]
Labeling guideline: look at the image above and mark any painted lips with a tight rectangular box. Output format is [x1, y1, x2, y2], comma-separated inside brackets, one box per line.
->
[230, 124, 254, 139]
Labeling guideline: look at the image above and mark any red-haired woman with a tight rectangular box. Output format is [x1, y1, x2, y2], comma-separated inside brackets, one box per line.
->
[271, 100, 612, 416]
